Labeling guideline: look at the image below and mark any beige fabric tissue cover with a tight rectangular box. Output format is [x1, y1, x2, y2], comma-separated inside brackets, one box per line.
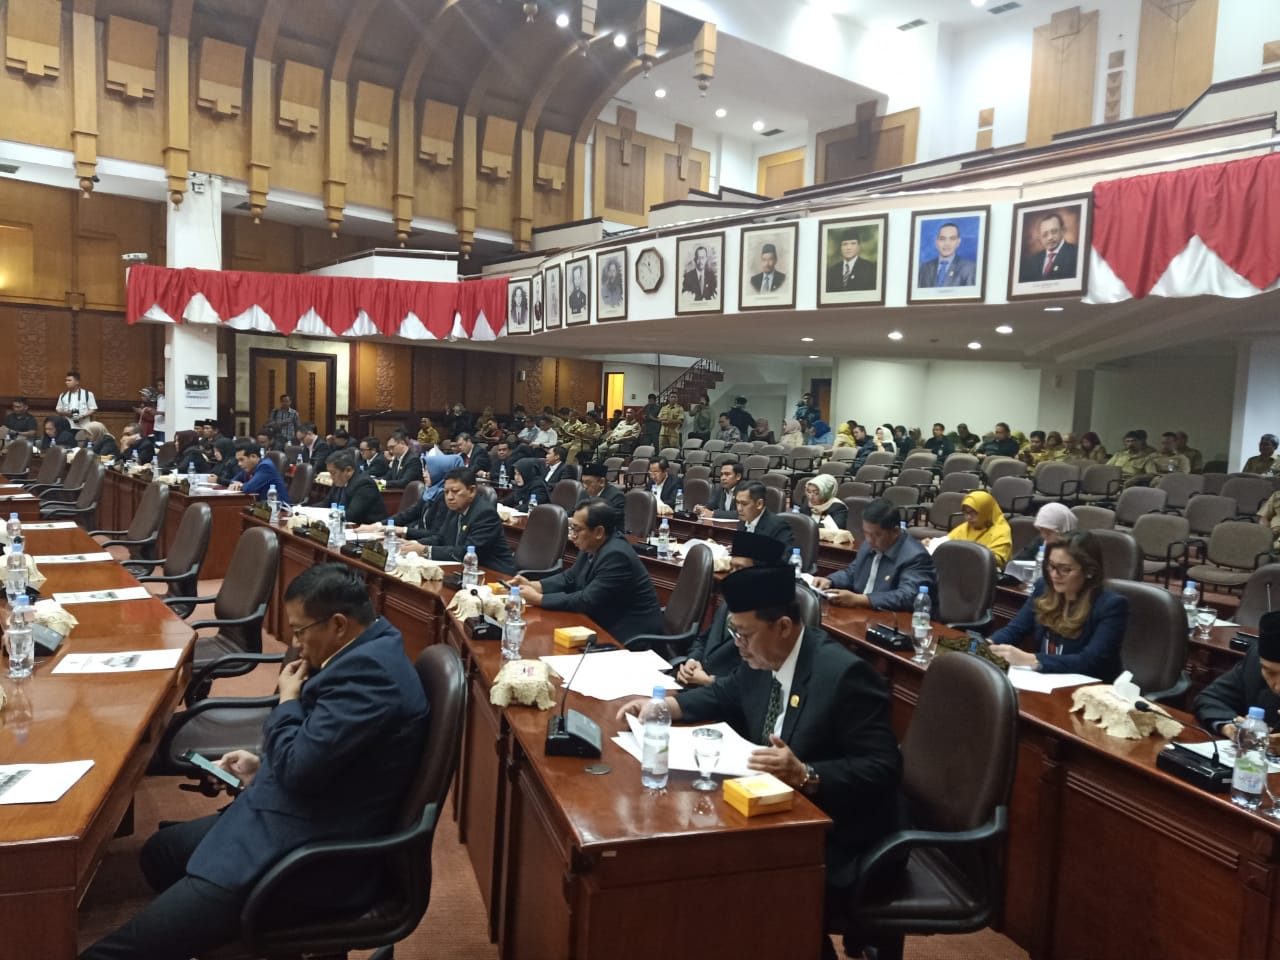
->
[819, 527, 854, 545]
[447, 589, 506, 621]
[391, 553, 447, 586]
[489, 659, 557, 710]
[1070, 685, 1184, 740]
[23, 553, 45, 586]
[32, 599, 78, 638]
[314, 472, 333, 486]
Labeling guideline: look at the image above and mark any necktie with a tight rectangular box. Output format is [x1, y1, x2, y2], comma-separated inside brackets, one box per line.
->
[455, 509, 467, 545]
[843, 263, 852, 285]
[1042, 248, 1056, 277]
[763, 274, 772, 292]
[761, 678, 784, 744]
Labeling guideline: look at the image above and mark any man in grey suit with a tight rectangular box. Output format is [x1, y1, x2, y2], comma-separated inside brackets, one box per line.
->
[814, 497, 937, 615]
[749, 243, 787, 293]
[917, 221, 976, 288]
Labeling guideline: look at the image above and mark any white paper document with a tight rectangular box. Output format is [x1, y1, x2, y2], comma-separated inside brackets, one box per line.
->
[1176, 739, 1280, 774]
[539, 649, 678, 701]
[33, 552, 115, 564]
[52, 586, 152, 605]
[52, 648, 185, 674]
[615, 715, 757, 777]
[0, 494, 35, 501]
[21, 521, 76, 530]
[0, 760, 94, 805]
[1006, 669, 1099, 694]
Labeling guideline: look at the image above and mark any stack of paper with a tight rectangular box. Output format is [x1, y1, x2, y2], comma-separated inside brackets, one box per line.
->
[0, 760, 94, 804]
[1176, 739, 1280, 773]
[1006, 669, 1099, 694]
[52, 586, 152, 605]
[52, 649, 185, 674]
[613, 715, 757, 777]
[539, 649, 679, 702]
[21, 521, 77, 531]
[33, 552, 114, 564]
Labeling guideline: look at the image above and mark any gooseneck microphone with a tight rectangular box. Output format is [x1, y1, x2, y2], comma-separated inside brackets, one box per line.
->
[1143, 701, 1232, 792]
[545, 637, 604, 758]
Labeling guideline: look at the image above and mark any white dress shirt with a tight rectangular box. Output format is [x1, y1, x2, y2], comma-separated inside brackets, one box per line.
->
[768, 628, 805, 738]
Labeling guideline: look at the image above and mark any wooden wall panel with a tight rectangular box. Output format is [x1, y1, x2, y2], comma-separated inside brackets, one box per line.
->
[1026, 7, 1099, 147]
[413, 164, 456, 223]
[351, 340, 412, 411]
[605, 136, 646, 213]
[1135, 0, 1219, 116]
[0, 0, 73, 150]
[593, 117, 711, 228]
[461, 351, 514, 415]
[346, 146, 394, 211]
[475, 177, 514, 233]
[225, 216, 300, 274]
[815, 108, 919, 185]
[98, 18, 167, 165]
[552, 357, 603, 412]
[756, 147, 806, 198]
[190, 39, 250, 181]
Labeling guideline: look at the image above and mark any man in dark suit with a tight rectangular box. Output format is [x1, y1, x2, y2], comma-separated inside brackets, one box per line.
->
[455, 432, 491, 477]
[300, 423, 332, 469]
[382, 430, 420, 489]
[119, 423, 156, 465]
[680, 244, 717, 301]
[735, 480, 794, 551]
[618, 566, 901, 908]
[694, 461, 742, 520]
[357, 435, 388, 478]
[513, 497, 664, 644]
[405, 468, 516, 574]
[647, 457, 680, 511]
[324, 450, 388, 526]
[824, 228, 877, 292]
[578, 462, 625, 527]
[749, 243, 787, 293]
[1018, 212, 1078, 283]
[1196, 611, 1280, 738]
[568, 264, 587, 316]
[542, 444, 577, 487]
[81, 565, 429, 960]
[917, 221, 976, 288]
[814, 497, 937, 614]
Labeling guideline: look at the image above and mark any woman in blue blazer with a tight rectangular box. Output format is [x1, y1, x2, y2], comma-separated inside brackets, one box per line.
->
[988, 531, 1129, 681]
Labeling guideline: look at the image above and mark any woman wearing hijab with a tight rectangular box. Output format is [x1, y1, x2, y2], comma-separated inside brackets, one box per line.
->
[80, 421, 120, 458]
[872, 426, 895, 454]
[941, 490, 1013, 567]
[834, 421, 858, 448]
[989, 531, 1129, 680]
[40, 415, 76, 450]
[779, 418, 805, 449]
[503, 458, 550, 511]
[358, 452, 462, 543]
[1015, 501, 1078, 561]
[797, 473, 848, 530]
[749, 418, 775, 444]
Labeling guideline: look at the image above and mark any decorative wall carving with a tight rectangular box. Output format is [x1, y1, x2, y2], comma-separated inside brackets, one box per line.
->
[99, 317, 130, 398]
[375, 344, 396, 410]
[352, 81, 393, 153]
[4, 0, 61, 81]
[17, 311, 46, 396]
[197, 37, 245, 119]
[278, 60, 323, 136]
[536, 130, 571, 191]
[105, 16, 158, 102]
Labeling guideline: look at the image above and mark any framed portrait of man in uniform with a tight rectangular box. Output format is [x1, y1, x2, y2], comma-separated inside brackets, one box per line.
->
[675, 232, 724, 316]
[1009, 195, 1091, 301]
[738, 223, 798, 311]
[817, 215, 888, 308]
[908, 207, 990, 305]
[565, 256, 591, 326]
[506, 279, 532, 336]
[596, 248, 628, 322]
[543, 264, 563, 330]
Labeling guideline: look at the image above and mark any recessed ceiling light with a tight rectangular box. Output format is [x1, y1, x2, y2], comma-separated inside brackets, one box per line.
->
[887, 331, 904, 341]
[613, 32, 627, 48]
[1043, 305, 1064, 312]
[654, 88, 667, 98]
[714, 107, 727, 118]
[968, 341, 982, 350]
[808, 355, 820, 359]
[752, 120, 765, 132]
[995, 324, 1013, 334]
[971, 0, 988, 7]
[555, 11, 570, 28]
[800, 336, 814, 342]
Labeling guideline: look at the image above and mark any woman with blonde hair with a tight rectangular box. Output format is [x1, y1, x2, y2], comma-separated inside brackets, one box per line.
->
[942, 490, 1013, 567]
[988, 531, 1129, 680]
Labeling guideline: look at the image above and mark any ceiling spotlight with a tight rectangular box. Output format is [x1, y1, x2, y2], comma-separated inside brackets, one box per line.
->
[808, 355, 820, 359]
[971, 0, 988, 7]
[714, 107, 727, 118]
[1043, 305, 1065, 312]
[800, 336, 814, 343]
[654, 88, 667, 98]
[523, 1, 538, 22]
[613, 32, 627, 48]
[995, 324, 1013, 334]
[968, 341, 982, 350]
[752, 120, 765, 132]
[887, 330, 903, 341]
[555, 11, 570, 28]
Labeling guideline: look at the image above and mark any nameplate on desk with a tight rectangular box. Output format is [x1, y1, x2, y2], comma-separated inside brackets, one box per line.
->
[295, 522, 331, 546]
[247, 502, 273, 521]
[361, 541, 389, 569]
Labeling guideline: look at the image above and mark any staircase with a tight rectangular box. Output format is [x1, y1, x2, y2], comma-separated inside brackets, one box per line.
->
[660, 359, 725, 406]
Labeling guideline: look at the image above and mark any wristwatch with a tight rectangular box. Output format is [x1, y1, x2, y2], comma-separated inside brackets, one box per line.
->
[801, 763, 821, 796]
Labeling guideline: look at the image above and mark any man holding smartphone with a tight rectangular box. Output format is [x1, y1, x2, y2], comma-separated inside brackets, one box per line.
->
[81, 565, 430, 960]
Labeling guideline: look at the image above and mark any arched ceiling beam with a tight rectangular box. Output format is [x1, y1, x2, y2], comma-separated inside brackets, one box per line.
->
[165, 0, 196, 208]
[248, 0, 290, 220]
[325, 0, 383, 234]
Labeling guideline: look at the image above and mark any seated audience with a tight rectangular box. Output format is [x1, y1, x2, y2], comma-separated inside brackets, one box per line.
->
[228, 441, 289, 503]
[4, 397, 37, 441]
[577, 462, 626, 526]
[949, 422, 981, 452]
[1145, 431, 1192, 476]
[1078, 431, 1107, 462]
[363, 453, 462, 542]
[779, 418, 805, 449]
[1108, 429, 1155, 481]
[797, 474, 848, 530]
[1242, 433, 1278, 475]
[871, 426, 895, 454]
[695, 461, 742, 519]
[924, 422, 953, 460]
[357, 436, 388, 478]
[402, 468, 516, 574]
[814, 497, 937, 612]
[417, 417, 440, 449]
[1195, 612, 1280, 738]
[809, 419, 834, 446]
[834, 421, 859, 449]
[892, 425, 913, 455]
[988, 531, 1129, 681]
[735, 480, 795, 549]
[503, 458, 550, 511]
[80, 421, 120, 458]
[648, 458, 680, 510]
[715, 414, 742, 443]
[324, 450, 387, 525]
[542, 444, 576, 486]
[382, 430, 421, 489]
[1258, 489, 1280, 553]
[976, 422, 1019, 460]
[937, 490, 1013, 567]
[1175, 431, 1204, 473]
[1014, 502, 1078, 562]
[454, 432, 490, 477]
[119, 423, 155, 465]
[1041, 430, 1067, 462]
[749, 419, 776, 444]
[1017, 430, 1047, 466]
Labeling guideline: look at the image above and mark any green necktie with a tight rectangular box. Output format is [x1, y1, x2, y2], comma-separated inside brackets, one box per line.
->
[761, 678, 783, 745]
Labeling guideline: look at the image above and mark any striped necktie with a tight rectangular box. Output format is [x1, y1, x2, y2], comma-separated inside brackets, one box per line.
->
[761, 678, 783, 744]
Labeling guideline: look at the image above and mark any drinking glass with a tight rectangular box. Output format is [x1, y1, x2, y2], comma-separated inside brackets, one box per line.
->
[911, 630, 934, 665]
[691, 727, 723, 791]
[1195, 606, 1217, 640]
[502, 620, 526, 661]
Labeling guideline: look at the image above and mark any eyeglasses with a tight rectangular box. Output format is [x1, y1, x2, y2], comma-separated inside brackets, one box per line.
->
[291, 616, 332, 639]
[1047, 562, 1080, 576]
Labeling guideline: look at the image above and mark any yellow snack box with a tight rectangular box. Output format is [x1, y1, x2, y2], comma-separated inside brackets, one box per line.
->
[553, 626, 596, 651]
[723, 773, 795, 818]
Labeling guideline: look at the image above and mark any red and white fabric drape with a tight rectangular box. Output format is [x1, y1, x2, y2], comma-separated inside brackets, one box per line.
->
[127, 264, 511, 341]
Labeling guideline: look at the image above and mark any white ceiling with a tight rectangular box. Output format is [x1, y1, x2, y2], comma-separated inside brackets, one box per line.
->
[786, 0, 1070, 30]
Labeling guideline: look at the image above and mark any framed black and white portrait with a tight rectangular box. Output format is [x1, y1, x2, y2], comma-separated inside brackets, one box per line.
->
[908, 207, 990, 305]
[596, 248, 628, 321]
[531, 273, 544, 333]
[506, 278, 532, 335]
[817, 215, 888, 307]
[543, 264, 563, 330]
[738, 223, 798, 311]
[1009, 195, 1091, 301]
[675, 232, 724, 315]
[565, 256, 591, 326]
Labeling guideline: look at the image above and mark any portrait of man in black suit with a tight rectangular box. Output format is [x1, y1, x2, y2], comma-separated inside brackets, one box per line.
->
[825, 227, 877, 292]
[818, 216, 887, 308]
[749, 243, 787, 293]
[566, 259, 590, 324]
[676, 233, 724, 315]
[1018, 212, 1078, 283]
[740, 224, 797, 311]
[1008, 197, 1090, 301]
[681, 245, 717, 301]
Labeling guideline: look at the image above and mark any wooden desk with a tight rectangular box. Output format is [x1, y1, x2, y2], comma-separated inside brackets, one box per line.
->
[0, 528, 193, 960]
[0, 490, 42, 522]
[665, 514, 860, 577]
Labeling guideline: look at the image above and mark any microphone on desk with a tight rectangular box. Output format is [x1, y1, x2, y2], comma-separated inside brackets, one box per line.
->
[1143, 701, 1232, 793]
[545, 636, 604, 758]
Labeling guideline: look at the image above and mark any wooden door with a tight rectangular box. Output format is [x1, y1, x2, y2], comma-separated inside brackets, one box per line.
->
[809, 377, 832, 422]
[249, 349, 337, 436]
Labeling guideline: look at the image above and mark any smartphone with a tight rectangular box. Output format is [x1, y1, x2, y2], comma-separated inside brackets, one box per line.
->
[182, 749, 242, 789]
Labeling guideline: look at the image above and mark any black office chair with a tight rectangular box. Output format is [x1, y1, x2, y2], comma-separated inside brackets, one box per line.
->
[932, 540, 996, 632]
[624, 542, 714, 660]
[35, 446, 91, 501]
[397, 480, 425, 515]
[778, 511, 818, 573]
[833, 654, 1018, 960]
[0, 437, 32, 480]
[1105, 578, 1190, 704]
[135, 501, 213, 619]
[514, 503, 567, 580]
[40, 461, 105, 529]
[90, 480, 169, 574]
[20, 444, 65, 490]
[288, 462, 315, 508]
[624, 489, 657, 537]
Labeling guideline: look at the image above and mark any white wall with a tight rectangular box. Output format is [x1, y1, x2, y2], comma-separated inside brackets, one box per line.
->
[1230, 339, 1280, 470]
[1214, 0, 1280, 81]
[716, 134, 757, 194]
[602, 362, 661, 407]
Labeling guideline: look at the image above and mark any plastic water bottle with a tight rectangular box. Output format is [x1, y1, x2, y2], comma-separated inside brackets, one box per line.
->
[1182, 579, 1199, 630]
[6, 539, 28, 604]
[529, 493, 538, 509]
[462, 544, 480, 586]
[87, 441, 94, 455]
[657, 518, 670, 559]
[674, 487, 684, 512]
[792, 504, 800, 513]
[640, 685, 671, 790]
[499, 463, 508, 487]
[296, 452, 303, 468]
[187, 460, 197, 487]
[329, 503, 345, 547]
[1231, 706, 1269, 810]
[266, 487, 279, 522]
[383, 519, 400, 571]
[913, 586, 932, 644]
[1036, 541, 1046, 568]
[131, 446, 139, 464]
[7, 596, 33, 679]
[790, 547, 803, 578]
[503, 587, 525, 660]
[338, 504, 347, 539]
[5, 512, 21, 542]
[504, 585, 524, 622]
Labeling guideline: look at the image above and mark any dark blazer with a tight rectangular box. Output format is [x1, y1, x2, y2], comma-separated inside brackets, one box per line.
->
[186, 619, 428, 899]
[333, 473, 387, 526]
[989, 581, 1129, 680]
[685, 604, 742, 680]
[358, 453, 388, 479]
[705, 483, 739, 519]
[125, 437, 156, 466]
[798, 500, 849, 531]
[749, 270, 787, 292]
[825, 257, 877, 291]
[543, 461, 578, 486]
[383, 453, 421, 490]
[917, 256, 976, 288]
[681, 267, 718, 301]
[304, 440, 332, 468]
[427, 498, 516, 574]
[538, 533, 664, 643]
[503, 476, 550, 512]
[578, 483, 626, 528]
[676, 626, 902, 887]
[650, 473, 680, 509]
[740, 509, 795, 550]
[459, 447, 491, 477]
[829, 532, 937, 614]
[394, 494, 448, 543]
[1019, 241, 1078, 283]
[1196, 644, 1280, 735]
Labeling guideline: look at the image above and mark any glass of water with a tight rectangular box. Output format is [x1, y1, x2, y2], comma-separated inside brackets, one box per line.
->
[911, 629, 935, 665]
[1194, 606, 1217, 640]
[691, 727, 723, 792]
[502, 620, 526, 661]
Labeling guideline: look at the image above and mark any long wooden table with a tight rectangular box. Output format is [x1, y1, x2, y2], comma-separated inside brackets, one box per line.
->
[0, 526, 194, 960]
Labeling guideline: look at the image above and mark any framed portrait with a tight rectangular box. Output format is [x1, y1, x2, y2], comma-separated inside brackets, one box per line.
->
[675, 232, 724, 315]
[817, 215, 889, 307]
[596, 248, 628, 321]
[531, 273, 545, 333]
[738, 223, 798, 311]
[564, 256, 591, 326]
[1008, 194, 1092, 300]
[908, 207, 990, 305]
[543, 264, 563, 330]
[506, 278, 532, 335]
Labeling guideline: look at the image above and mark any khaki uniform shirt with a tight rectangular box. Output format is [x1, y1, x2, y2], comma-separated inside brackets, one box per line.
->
[1146, 453, 1191, 475]
[1107, 446, 1156, 480]
[1242, 454, 1277, 475]
[1260, 492, 1280, 550]
[1178, 446, 1204, 473]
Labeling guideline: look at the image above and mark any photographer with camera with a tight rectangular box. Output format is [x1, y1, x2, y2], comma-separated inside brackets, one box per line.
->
[55, 370, 98, 431]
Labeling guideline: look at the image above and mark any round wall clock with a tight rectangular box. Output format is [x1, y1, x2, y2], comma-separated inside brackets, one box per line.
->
[635, 246, 665, 294]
